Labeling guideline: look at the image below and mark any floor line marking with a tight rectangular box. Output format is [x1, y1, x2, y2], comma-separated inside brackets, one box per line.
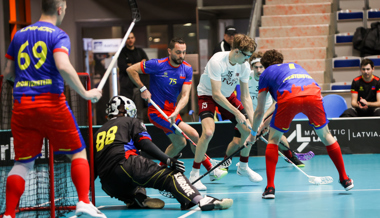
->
[178, 207, 200, 218]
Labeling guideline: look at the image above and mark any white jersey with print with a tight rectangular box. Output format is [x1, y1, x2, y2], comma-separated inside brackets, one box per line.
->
[248, 70, 273, 112]
[197, 52, 251, 97]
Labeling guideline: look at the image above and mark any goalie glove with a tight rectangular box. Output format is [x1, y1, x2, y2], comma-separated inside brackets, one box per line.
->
[166, 153, 185, 173]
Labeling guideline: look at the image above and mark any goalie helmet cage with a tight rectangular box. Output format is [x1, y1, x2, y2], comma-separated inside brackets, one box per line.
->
[0, 73, 95, 218]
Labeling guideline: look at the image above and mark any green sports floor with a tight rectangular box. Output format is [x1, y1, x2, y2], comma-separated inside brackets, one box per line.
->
[64, 153, 380, 218]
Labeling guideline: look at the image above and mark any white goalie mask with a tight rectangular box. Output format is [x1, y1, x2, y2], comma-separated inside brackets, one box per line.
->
[105, 96, 137, 118]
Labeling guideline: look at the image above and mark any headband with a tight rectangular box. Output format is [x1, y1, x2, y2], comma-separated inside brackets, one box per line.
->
[250, 58, 261, 65]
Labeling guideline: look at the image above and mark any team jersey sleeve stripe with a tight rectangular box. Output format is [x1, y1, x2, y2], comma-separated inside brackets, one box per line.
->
[5, 53, 14, 61]
[138, 136, 152, 142]
[351, 90, 358, 93]
[53, 48, 69, 55]
[258, 87, 269, 94]
[183, 81, 192, 85]
[140, 61, 147, 74]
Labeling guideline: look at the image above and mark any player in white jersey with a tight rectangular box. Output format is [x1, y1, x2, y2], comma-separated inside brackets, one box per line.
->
[223, 52, 305, 173]
[189, 34, 257, 190]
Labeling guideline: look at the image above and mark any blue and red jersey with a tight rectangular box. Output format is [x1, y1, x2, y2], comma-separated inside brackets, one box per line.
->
[258, 63, 321, 100]
[5, 21, 70, 107]
[140, 57, 193, 110]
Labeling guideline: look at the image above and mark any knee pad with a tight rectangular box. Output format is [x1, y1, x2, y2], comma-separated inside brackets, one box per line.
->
[8, 160, 35, 180]
[199, 111, 214, 120]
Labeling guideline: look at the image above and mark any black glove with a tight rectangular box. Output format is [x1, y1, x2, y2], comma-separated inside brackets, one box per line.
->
[166, 153, 185, 173]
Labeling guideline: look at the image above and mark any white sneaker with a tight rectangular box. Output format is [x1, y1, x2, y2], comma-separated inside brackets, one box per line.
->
[199, 195, 233, 211]
[236, 163, 263, 183]
[3, 215, 12, 218]
[210, 158, 232, 169]
[209, 167, 228, 182]
[189, 170, 207, 191]
[76, 201, 107, 218]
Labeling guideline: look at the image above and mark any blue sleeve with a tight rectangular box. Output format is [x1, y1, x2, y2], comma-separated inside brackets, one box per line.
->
[184, 66, 193, 84]
[141, 59, 159, 75]
[53, 31, 71, 55]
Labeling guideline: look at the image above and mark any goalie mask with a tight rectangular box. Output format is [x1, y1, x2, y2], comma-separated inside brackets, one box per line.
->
[105, 96, 137, 118]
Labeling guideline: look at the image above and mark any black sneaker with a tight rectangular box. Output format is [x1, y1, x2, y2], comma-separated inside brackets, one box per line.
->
[180, 201, 197, 210]
[340, 178, 354, 191]
[285, 155, 305, 167]
[198, 195, 233, 211]
[262, 187, 275, 199]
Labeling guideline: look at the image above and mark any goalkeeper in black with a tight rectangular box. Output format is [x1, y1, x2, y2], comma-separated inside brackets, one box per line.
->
[94, 95, 233, 211]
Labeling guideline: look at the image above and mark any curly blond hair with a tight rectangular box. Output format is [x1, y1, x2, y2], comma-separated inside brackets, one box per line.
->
[232, 34, 257, 53]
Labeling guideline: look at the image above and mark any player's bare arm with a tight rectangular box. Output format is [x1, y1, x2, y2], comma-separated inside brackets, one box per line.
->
[210, 79, 245, 124]
[168, 83, 191, 126]
[2, 59, 15, 82]
[351, 92, 360, 108]
[252, 91, 267, 140]
[240, 80, 254, 126]
[54, 52, 102, 102]
[127, 62, 151, 101]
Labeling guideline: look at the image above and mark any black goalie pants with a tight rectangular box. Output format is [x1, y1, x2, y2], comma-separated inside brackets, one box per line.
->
[100, 155, 200, 206]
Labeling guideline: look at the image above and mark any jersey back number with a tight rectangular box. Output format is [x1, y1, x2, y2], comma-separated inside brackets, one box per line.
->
[18, 40, 47, 70]
[96, 126, 118, 152]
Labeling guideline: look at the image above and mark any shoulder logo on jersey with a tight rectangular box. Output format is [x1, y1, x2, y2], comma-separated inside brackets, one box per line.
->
[359, 86, 364, 91]
[161, 72, 168, 77]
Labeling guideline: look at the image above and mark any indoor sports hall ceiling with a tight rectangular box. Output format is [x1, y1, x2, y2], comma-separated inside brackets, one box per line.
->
[93, 0, 254, 22]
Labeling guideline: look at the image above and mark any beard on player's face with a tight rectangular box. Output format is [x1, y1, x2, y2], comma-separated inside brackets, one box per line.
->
[171, 55, 183, 65]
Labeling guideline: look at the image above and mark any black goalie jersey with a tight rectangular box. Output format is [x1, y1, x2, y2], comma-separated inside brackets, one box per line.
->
[94, 116, 151, 178]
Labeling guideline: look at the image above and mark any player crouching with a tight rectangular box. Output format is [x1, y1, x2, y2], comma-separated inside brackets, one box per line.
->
[94, 96, 233, 211]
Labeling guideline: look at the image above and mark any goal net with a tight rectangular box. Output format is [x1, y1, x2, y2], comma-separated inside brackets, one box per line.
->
[0, 73, 95, 218]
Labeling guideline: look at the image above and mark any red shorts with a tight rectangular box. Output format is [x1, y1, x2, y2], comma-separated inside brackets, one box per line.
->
[198, 92, 244, 120]
[11, 101, 86, 162]
[271, 85, 328, 132]
[148, 103, 182, 135]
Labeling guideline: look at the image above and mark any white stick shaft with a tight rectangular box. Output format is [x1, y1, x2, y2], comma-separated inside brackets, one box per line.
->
[149, 99, 183, 134]
[97, 19, 136, 91]
[259, 136, 310, 178]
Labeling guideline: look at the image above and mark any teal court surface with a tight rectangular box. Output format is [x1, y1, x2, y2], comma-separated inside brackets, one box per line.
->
[64, 154, 380, 218]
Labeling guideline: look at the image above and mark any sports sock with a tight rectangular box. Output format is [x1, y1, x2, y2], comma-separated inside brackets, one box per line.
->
[192, 161, 202, 170]
[5, 175, 25, 218]
[283, 149, 293, 159]
[201, 157, 212, 171]
[71, 158, 90, 204]
[239, 156, 249, 168]
[326, 142, 348, 181]
[265, 144, 279, 188]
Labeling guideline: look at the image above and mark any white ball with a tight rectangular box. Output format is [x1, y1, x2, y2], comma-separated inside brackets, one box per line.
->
[314, 177, 321, 185]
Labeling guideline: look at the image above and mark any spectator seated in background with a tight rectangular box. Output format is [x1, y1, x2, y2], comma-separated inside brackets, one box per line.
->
[340, 59, 380, 117]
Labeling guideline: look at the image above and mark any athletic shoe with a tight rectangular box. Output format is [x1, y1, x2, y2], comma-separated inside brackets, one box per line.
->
[262, 187, 275, 199]
[3, 215, 12, 218]
[236, 163, 263, 182]
[285, 155, 305, 167]
[76, 201, 107, 218]
[210, 158, 232, 170]
[198, 195, 233, 211]
[131, 192, 165, 209]
[209, 168, 228, 182]
[189, 170, 207, 191]
[340, 178, 354, 191]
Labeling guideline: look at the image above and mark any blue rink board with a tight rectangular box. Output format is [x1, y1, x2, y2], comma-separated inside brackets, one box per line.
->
[63, 154, 380, 218]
